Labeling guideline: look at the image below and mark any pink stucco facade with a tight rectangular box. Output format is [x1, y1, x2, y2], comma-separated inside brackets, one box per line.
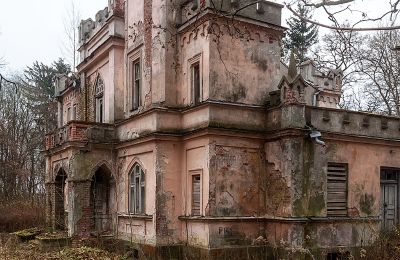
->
[44, 0, 400, 259]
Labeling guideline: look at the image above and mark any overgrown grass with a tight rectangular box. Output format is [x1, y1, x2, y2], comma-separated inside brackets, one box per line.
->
[0, 199, 45, 232]
[363, 226, 400, 260]
[0, 239, 125, 260]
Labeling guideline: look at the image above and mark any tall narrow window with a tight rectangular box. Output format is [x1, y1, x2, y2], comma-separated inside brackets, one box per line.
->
[129, 163, 145, 214]
[192, 174, 201, 216]
[67, 107, 71, 122]
[72, 104, 77, 120]
[132, 60, 141, 110]
[327, 163, 348, 216]
[95, 76, 105, 123]
[191, 62, 201, 105]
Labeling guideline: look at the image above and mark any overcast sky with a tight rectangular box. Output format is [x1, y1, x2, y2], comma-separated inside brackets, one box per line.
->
[0, 0, 388, 73]
[0, 0, 107, 72]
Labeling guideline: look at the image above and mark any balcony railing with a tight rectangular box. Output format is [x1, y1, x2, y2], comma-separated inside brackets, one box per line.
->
[45, 121, 115, 150]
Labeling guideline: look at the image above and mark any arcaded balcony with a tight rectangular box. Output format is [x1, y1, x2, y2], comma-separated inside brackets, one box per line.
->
[45, 121, 115, 151]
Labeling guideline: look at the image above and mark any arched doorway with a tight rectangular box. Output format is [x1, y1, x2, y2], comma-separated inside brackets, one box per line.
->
[55, 168, 67, 230]
[90, 165, 115, 234]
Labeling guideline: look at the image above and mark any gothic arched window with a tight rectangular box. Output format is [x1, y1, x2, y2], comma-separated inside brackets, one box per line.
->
[95, 75, 104, 123]
[129, 163, 145, 214]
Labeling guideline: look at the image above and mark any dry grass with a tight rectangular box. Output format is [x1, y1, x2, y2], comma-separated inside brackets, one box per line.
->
[363, 226, 400, 260]
[0, 199, 46, 232]
[0, 234, 126, 260]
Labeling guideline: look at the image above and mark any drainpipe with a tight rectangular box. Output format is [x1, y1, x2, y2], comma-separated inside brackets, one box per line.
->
[306, 125, 326, 147]
[312, 90, 321, 107]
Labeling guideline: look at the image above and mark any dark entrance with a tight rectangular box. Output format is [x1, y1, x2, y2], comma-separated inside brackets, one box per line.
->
[55, 168, 67, 230]
[90, 165, 115, 234]
[381, 167, 400, 230]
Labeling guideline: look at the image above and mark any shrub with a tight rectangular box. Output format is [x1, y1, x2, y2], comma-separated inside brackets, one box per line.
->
[0, 199, 45, 232]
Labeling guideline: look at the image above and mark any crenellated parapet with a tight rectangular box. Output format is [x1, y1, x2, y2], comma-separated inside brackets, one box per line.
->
[309, 107, 400, 141]
[78, 0, 125, 46]
[270, 55, 343, 109]
[299, 60, 343, 108]
[54, 74, 80, 97]
[79, 8, 108, 45]
[179, 0, 283, 27]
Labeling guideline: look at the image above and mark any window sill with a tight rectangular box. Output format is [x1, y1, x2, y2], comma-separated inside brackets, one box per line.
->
[118, 213, 153, 220]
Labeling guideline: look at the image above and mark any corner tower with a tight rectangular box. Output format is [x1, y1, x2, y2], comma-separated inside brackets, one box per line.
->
[124, 0, 285, 117]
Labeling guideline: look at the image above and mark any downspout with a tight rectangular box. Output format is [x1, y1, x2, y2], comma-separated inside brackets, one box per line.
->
[306, 125, 326, 147]
[312, 90, 321, 107]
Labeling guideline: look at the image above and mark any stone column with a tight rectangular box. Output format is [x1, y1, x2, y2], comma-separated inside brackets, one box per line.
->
[69, 180, 93, 237]
[45, 182, 56, 230]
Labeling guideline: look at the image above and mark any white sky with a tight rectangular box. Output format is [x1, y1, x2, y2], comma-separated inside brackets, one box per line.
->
[0, 0, 391, 73]
[0, 0, 107, 72]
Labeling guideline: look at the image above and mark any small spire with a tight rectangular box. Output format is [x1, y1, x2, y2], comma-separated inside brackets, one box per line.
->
[288, 51, 297, 80]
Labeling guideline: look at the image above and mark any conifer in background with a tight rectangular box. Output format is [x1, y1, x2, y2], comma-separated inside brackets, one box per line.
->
[283, 3, 319, 62]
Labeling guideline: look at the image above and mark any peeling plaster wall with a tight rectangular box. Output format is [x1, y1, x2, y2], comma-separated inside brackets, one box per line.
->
[84, 47, 125, 124]
[45, 0, 400, 255]
[180, 137, 210, 247]
[208, 137, 265, 217]
[320, 141, 400, 217]
[154, 140, 182, 244]
[116, 142, 156, 244]
[208, 21, 283, 105]
[177, 21, 211, 106]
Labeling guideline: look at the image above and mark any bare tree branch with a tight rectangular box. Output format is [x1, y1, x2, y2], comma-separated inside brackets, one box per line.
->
[303, 0, 354, 8]
[285, 2, 400, 31]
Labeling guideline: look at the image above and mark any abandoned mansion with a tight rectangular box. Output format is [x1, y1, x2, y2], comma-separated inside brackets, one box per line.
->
[44, 0, 400, 258]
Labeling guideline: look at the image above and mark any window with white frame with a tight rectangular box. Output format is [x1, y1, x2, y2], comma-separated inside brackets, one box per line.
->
[132, 59, 141, 110]
[129, 163, 145, 214]
[189, 54, 202, 105]
[95, 76, 105, 123]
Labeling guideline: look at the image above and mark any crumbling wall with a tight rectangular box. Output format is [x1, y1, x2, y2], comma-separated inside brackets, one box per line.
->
[85, 57, 110, 123]
[154, 140, 183, 245]
[115, 142, 156, 244]
[208, 139, 265, 216]
[208, 19, 284, 105]
[176, 20, 210, 106]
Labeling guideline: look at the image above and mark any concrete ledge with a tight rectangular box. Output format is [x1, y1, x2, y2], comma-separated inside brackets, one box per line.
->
[178, 215, 380, 223]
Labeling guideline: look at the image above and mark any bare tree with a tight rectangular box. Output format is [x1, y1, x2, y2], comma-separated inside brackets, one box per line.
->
[311, 28, 366, 109]
[62, 0, 80, 71]
[285, 0, 400, 31]
[357, 30, 400, 115]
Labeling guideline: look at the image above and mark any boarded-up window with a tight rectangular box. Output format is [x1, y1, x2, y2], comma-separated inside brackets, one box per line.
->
[327, 163, 348, 216]
[192, 175, 201, 216]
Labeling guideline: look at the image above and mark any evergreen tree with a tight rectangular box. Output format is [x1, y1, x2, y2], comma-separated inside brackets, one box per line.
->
[23, 58, 71, 132]
[283, 3, 319, 62]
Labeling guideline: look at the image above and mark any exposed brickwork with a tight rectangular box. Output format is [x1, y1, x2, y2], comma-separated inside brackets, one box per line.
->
[73, 181, 94, 236]
[69, 125, 88, 141]
[87, 78, 95, 122]
[45, 183, 56, 229]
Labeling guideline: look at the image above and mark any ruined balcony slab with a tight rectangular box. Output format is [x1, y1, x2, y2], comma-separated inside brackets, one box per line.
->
[45, 121, 115, 151]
